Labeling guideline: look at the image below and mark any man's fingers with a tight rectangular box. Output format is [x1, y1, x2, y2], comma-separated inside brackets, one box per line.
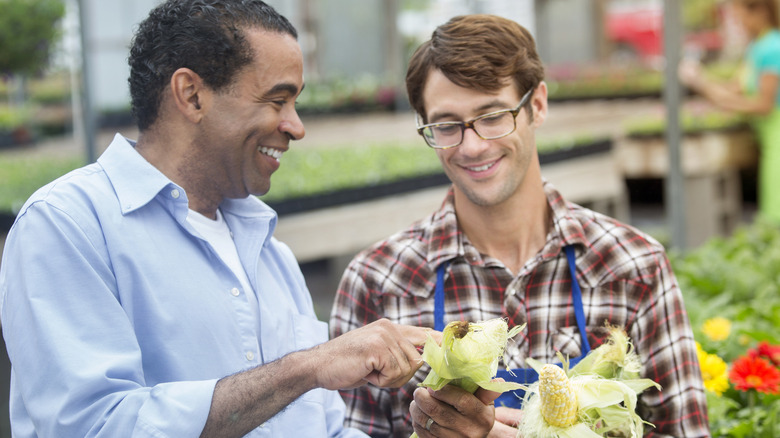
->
[396, 324, 442, 346]
[474, 379, 503, 405]
[494, 406, 523, 427]
[357, 320, 428, 388]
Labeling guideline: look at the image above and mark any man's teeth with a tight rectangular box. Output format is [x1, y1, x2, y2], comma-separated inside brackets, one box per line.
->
[259, 147, 282, 161]
[467, 162, 494, 172]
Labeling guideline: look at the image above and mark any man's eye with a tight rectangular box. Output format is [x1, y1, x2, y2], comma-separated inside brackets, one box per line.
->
[434, 124, 460, 135]
[480, 113, 506, 124]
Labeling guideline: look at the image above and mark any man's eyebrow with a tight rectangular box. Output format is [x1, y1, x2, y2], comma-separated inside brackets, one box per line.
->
[428, 100, 507, 123]
[263, 83, 301, 97]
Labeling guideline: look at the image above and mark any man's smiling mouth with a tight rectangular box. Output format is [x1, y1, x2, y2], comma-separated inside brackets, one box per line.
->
[465, 160, 498, 172]
[259, 146, 283, 162]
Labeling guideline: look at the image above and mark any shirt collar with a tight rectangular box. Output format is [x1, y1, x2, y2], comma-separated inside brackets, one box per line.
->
[98, 134, 280, 247]
[543, 179, 589, 255]
[98, 134, 178, 215]
[425, 180, 589, 267]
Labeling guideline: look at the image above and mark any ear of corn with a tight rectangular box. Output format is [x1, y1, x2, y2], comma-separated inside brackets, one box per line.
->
[538, 364, 578, 428]
[418, 318, 526, 393]
[517, 327, 662, 438]
[411, 318, 526, 438]
[569, 324, 641, 380]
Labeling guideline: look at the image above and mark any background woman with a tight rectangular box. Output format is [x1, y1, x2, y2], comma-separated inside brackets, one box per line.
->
[680, 0, 780, 223]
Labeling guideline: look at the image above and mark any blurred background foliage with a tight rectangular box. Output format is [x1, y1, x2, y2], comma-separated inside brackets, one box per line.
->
[0, 0, 65, 76]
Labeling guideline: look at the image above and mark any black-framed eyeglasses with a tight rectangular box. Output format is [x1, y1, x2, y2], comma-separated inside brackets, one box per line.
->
[416, 87, 535, 149]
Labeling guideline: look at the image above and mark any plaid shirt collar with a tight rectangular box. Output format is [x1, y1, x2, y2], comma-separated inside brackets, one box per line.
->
[424, 180, 590, 270]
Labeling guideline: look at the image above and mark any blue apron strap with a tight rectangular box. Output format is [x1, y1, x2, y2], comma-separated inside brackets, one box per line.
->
[434, 262, 449, 332]
[564, 245, 591, 353]
[494, 246, 591, 409]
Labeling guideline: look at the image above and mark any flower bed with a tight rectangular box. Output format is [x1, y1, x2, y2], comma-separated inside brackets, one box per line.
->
[671, 219, 780, 436]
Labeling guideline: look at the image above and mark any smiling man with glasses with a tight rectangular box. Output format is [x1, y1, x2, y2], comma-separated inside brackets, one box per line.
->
[330, 14, 710, 438]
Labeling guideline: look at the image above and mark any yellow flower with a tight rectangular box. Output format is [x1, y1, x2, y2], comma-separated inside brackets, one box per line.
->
[696, 346, 729, 396]
[702, 317, 731, 341]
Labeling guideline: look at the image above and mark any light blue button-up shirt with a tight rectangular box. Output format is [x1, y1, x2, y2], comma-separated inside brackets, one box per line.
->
[0, 134, 367, 438]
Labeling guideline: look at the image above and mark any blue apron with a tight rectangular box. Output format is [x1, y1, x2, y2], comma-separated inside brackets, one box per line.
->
[433, 245, 590, 409]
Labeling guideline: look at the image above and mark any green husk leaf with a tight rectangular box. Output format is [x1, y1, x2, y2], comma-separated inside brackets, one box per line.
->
[418, 318, 526, 393]
[569, 325, 642, 380]
[411, 319, 526, 438]
[517, 327, 661, 437]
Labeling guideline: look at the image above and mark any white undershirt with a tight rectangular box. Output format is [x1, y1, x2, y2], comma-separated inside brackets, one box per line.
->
[186, 208, 255, 298]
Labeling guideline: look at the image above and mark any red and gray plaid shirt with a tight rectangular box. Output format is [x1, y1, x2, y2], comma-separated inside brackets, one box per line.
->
[329, 181, 709, 438]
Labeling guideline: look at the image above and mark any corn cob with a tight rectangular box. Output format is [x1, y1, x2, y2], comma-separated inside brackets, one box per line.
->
[538, 364, 577, 428]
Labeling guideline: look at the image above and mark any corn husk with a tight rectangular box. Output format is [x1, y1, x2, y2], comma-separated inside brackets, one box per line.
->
[419, 318, 526, 393]
[411, 318, 526, 438]
[518, 326, 661, 438]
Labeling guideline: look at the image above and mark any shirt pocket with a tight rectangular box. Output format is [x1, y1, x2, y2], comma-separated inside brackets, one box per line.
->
[292, 313, 329, 351]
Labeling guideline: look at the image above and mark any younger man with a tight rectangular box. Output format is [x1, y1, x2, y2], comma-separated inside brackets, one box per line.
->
[330, 14, 710, 437]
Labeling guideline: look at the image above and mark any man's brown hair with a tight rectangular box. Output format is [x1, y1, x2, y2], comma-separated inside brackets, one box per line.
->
[405, 14, 545, 123]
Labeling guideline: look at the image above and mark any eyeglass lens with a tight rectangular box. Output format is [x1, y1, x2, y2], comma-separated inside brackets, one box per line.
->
[422, 111, 516, 148]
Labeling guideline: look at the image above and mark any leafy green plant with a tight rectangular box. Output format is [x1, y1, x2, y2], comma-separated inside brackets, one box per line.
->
[0, 104, 34, 131]
[28, 72, 71, 104]
[624, 109, 749, 138]
[0, 0, 66, 76]
[259, 136, 609, 203]
[0, 155, 83, 214]
[546, 61, 740, 102]
[547, 67, 664, 100]
[683, 0, 721, 31]
[671, 219, 780, 436]
[259, 141, 441, 203]
[296, 76, 397, 114]
[0, 136, 609, 214]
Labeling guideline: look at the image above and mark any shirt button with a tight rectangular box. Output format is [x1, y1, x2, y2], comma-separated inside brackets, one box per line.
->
[231, 288, 240, 297]
[246, 351, 255, 361]
[171, 189, 180, 199]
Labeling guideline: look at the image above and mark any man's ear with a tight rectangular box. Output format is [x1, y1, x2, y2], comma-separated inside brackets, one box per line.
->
[170, 67, 207, 123]
[530, 81, 548, 128]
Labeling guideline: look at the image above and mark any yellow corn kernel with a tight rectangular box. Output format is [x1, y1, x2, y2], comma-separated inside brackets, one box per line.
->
[538, 364, 578, 427]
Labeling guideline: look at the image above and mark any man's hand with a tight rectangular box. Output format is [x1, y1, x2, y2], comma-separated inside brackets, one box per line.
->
[488, 407, 523, 437]
[310, 319, 440, 390]
[409, 384, 500, 437]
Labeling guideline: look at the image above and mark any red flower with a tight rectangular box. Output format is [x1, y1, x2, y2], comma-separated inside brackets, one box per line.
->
[729, 355, 780, 394]
[747, 341, 780, 368]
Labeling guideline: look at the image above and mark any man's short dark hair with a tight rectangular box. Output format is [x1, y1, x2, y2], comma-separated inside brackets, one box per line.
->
[128, 0, 298, 131]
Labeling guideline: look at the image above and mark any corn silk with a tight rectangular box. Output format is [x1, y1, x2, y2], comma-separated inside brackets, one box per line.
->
[517, 325, 662, 438]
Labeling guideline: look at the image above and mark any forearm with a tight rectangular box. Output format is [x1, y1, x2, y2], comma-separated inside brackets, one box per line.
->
[691, 76, 775, 115]
[200, 350, 318, 438]
[201, 319, 430, 437]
